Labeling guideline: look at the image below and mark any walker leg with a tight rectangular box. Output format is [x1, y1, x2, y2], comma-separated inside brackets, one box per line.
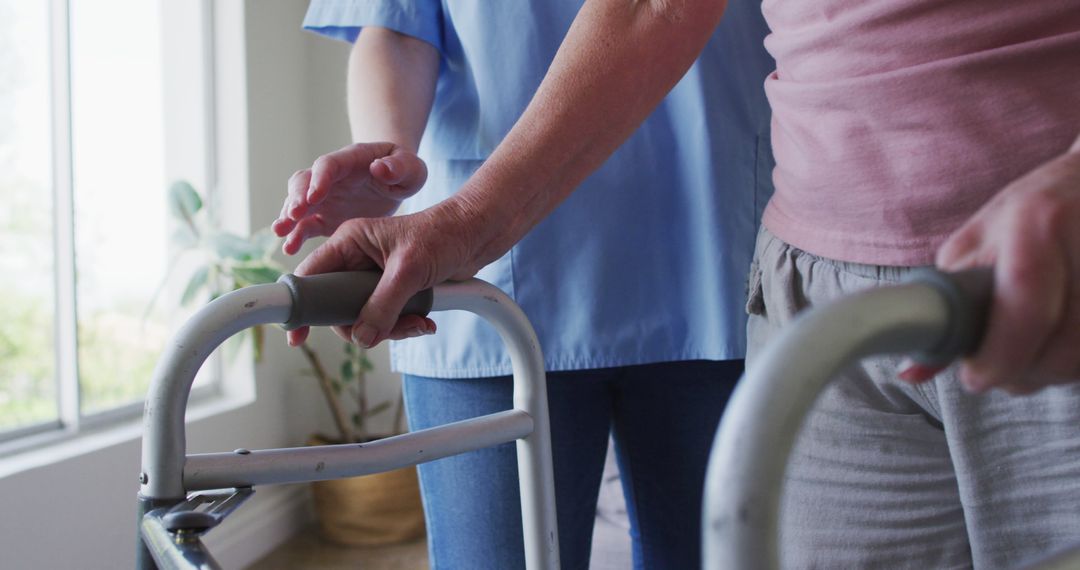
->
[137, 495, 178, 570]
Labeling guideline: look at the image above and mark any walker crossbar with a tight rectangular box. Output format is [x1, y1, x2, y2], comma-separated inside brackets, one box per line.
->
[182, 409, 533, 490]
[703, 269, 1080, 569]
[137, 273, 560, 570]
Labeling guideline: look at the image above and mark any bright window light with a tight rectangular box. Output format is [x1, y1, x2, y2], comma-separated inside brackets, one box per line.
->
[0, 0, 57, 432]
[0, 0, 218, 445]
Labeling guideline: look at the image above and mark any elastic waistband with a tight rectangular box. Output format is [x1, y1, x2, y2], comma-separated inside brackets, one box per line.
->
[754, 226, 926, 284]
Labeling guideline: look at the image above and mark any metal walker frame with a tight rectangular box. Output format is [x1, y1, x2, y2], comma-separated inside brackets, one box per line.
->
[137, 267, 1080, 569]
[703, 269, 1080, 570]
[136, 272, 560, 569]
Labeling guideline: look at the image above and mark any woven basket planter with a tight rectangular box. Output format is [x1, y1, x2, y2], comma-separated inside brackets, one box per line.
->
[308, 435, 426, 546]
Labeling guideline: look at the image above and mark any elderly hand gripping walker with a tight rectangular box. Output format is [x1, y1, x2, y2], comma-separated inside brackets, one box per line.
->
[703, 268, 1080, 570]
[136, 272, 560, 570]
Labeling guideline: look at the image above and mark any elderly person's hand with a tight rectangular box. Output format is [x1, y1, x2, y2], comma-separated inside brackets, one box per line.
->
[284, 194, 507, 348]
[272, 142, 427, 255]
[932, 134, 1080, 394]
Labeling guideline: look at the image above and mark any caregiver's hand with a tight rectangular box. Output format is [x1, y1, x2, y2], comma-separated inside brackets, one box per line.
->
[284, 194, 505, 348]
[272, 142, 427, 255]
[934, 134, 1080, 395]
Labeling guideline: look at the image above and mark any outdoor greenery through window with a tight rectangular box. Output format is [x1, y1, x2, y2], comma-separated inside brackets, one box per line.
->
[1, 1, 54, 431]
[0, 0, 215, 443]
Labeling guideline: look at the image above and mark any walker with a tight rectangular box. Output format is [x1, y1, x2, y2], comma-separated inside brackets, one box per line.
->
[703, 269, 1080, 569]
[136, 272, 560, 569]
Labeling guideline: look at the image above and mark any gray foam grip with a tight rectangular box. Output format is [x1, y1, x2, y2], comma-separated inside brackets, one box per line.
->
[277, 272, 434, 331]
[906, 267, 994, 366]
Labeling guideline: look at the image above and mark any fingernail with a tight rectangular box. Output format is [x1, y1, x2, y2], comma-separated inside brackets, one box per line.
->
[351, 323, 378, 348]
[898, 359, 944, 383]
[405, 327, 424, 339]
[379, 158, 395, 177]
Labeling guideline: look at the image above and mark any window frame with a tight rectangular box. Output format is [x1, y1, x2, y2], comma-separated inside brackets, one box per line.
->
[0, 0, 224, 453]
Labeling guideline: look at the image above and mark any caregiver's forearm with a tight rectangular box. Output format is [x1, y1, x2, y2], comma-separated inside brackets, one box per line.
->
[452, 0, 727, 258]
[347, 26, 439, 150]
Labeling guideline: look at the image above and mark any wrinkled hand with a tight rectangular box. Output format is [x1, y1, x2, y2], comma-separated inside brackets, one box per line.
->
[932, 135, 1080, 394]
[285, 196, 502, 348]
[272, 142, 427, 255]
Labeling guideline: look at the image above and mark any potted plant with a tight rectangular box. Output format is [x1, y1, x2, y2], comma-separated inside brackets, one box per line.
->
[303, 342, 425, 547]
[154, 180, 425, 546]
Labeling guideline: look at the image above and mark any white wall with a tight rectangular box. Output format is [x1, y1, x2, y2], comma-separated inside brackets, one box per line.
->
[0, 1, 403, 568]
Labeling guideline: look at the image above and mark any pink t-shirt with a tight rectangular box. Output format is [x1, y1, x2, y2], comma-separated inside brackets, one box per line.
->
[760, 0, 1080, 266]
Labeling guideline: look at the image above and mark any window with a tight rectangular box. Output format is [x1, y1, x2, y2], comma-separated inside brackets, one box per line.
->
[0, 0, 217, 447]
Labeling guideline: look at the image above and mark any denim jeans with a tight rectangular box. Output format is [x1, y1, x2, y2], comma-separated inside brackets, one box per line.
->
[403, 360, 742, 570]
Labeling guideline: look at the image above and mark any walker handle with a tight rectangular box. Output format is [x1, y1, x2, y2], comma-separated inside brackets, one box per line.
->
[704, 267, 996, 569]
[905, 267, 994, 367]
[277, 271, 433, 331]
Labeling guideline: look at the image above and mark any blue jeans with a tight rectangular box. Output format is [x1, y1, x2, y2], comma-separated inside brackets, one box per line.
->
[403, 359, 742, 570]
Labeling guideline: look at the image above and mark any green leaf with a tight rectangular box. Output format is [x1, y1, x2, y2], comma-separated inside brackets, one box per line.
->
[359, 356, 375, 372]
[232, 265, 283, 286]
[180, 266, 210, 306]
[340, 360, 354, 381]
[210, 231, 261, 261]
[168, 180, 203, 221]
[170, 225, 198, 249]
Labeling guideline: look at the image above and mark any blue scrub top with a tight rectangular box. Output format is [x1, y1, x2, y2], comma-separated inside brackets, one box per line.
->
[304, 0, 775, 378]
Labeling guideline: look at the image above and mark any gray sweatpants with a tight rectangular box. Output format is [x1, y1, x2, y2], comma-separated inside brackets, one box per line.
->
[746, 228, 1080, 569]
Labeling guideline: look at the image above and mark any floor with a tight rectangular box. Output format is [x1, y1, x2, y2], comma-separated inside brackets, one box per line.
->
[247, 441, 632, 569]
[247, 528, 429, 570]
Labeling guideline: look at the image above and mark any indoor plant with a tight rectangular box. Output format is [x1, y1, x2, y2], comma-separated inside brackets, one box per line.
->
[155, 180, 424, 546]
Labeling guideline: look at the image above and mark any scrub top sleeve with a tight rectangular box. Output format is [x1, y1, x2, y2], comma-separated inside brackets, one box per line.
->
[302, 0, 444, 53]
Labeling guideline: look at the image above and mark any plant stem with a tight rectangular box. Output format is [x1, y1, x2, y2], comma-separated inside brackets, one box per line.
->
[393, 389, 406, 435]
[356, 354, 368, 442]
[298, 341, 355, 443]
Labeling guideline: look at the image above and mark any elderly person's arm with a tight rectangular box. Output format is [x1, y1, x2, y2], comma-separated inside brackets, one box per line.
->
[292, 0, 728, 348]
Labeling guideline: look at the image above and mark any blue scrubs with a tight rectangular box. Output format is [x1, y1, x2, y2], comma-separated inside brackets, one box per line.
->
[304, 1, 774, 567]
